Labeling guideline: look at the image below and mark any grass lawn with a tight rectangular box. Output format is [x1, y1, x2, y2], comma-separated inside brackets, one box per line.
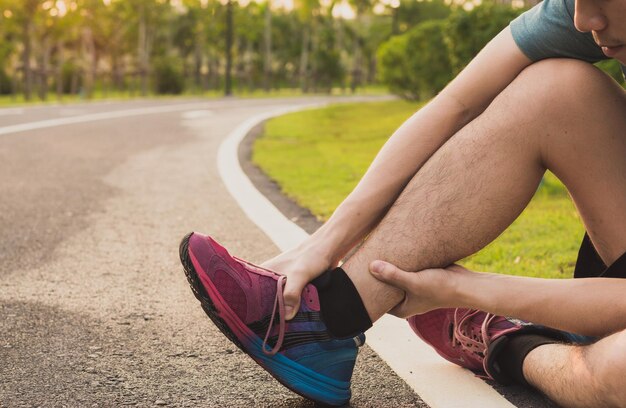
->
[253, 100, 585, 279]
[0, 85, 388, 107]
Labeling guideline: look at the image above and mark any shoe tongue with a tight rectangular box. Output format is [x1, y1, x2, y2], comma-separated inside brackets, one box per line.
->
[486, 316, 531, 338]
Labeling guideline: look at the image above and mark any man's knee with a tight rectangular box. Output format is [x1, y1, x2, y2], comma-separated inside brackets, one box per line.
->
[502, 58, 623, 116]
[592, 329, 626, 406]
[489, 58, 626, 155]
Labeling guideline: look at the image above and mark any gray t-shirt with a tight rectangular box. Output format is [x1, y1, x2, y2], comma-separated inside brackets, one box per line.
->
[510, 0, 626, 78]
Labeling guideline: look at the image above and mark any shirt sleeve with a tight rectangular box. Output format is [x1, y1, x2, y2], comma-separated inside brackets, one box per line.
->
[510, 0, 608, 63]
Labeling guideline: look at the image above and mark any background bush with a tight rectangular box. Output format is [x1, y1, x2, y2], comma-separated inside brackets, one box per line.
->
[444, 4, 525, 74]
[378, 3, 525, 100]
[595, 59, 626, 85]
[378, 2, 624, 100]
[154, 57, 185, 95]
[0, 68, 11, 95]
[378, 20, 452, 100]
[59, 62, 82, 95]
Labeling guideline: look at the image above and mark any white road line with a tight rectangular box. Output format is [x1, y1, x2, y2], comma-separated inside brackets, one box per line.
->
[217, 105, 324, 252]
[217, 106, 516, 408]
[181, 110, 214, 119]
[0, 108, 24, 116]
[0, 102, 211, 136]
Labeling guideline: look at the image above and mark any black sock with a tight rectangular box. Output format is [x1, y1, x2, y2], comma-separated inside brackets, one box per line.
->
[311, 267, 372, 338]
[493, 333, 561, 386]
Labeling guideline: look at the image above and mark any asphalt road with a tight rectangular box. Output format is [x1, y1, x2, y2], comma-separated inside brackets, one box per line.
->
[0, 97, 426, 407]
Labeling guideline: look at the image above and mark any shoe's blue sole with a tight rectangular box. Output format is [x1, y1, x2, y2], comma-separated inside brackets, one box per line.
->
[179, 233, 351, 407]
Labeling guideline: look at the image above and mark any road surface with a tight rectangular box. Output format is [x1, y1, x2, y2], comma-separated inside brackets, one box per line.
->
[0, 97, 426, 407]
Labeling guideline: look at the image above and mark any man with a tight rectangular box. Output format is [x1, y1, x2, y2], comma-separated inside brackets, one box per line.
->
[179, 0, 626, 405]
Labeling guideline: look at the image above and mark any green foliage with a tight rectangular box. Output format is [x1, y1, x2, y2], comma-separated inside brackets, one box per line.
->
[311, 24, 344, 91]
[378, 20, 453, 100]
[313, 47, 344, 91]
[0, 68, 11, 95]
[255, 101, 585, 279]
[395, 0, 451, 34]
[377, 35, 412, 97]
[153, 56, 185, 95]
[59, 62, 82, 94]
[1, 0, 401, 101]
[595, 59, 625, 86]
[378, 3, 525, 98]
[444, 4, 525, 74]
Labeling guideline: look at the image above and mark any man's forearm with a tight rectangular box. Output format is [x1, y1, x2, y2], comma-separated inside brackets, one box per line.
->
[451, 270, 626, 337]
[310, 94, 474, 263]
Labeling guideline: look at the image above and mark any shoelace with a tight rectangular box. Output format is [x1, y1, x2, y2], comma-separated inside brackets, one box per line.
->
[262, 275, 287, 356]
[452, 308, 499, 356]
[234, 256, 288, 356]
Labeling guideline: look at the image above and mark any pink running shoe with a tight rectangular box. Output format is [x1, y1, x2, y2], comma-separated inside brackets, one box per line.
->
[179, 232, 364, 406]
[408, 308, 534, 382]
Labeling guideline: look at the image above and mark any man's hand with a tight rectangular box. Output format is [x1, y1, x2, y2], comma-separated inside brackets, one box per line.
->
[370, 261, 463, 318]
[262, 242, 337, 320]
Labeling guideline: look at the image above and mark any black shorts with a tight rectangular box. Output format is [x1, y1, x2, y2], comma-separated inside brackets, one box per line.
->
[574, 233, 626, 279]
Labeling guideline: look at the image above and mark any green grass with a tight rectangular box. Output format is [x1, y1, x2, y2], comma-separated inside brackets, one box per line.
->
[253, 100, 585, 279]
[0, 85, 388, 107]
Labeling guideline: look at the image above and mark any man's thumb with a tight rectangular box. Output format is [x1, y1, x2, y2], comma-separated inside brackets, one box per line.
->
[370, 260, 410, 289]
[282, 279, 304, 320]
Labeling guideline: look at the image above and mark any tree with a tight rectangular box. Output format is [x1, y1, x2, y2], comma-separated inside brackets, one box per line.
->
[394, 0, 450, 34]
[444, 3, 524, 74]
[378, 19, 452, 100]
[262, 0, 272, 92]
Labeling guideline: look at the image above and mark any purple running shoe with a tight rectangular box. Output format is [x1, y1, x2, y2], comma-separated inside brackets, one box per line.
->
[179, 232, 364, 406]
[408, 308, 535, 382]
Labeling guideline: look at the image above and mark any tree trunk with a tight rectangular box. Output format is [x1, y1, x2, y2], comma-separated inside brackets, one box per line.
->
[209, 54, 219, 90]
[22, 20, 33, 101]
[224, 0, 234, 96]
[56, 40, 64, 100]
[263, 3, 272, 92]
[235, 39, 245, 93]
[194, 35, 203, 91]
[81, 27, 96, 98]
[335, 17, 347, 93]
[138, 5, 150, 96]
[111, 53, 122, 91]
[245, 40, 254, 91]
[350, 36, 362, 93]
[299, 25, 310, 93]
[38, 37, 51, 101]
[310, 19, 319, 92]
[70, 70, 79, 95]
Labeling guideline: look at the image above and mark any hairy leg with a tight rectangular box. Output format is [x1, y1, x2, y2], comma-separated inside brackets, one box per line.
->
[523, 329, 626, 407]
[343, 59, 626, 321]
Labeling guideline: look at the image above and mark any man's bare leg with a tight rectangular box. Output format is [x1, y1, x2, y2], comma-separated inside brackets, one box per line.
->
[341, 58, 626, 321]
[523, 329, 626, 407]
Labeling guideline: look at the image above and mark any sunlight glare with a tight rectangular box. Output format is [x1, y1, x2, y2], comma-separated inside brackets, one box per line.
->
[332, 0, 355, 19]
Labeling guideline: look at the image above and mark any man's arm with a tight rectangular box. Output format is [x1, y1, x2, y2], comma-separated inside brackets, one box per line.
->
[267, 26, 534, 318]
[371, 263, 626, 338]
[454, 271, 626, 337]
[313, 27, 533, 264]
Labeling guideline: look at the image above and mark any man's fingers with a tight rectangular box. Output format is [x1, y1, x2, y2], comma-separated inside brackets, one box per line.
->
[369, 260, 412, 290]
[282, 276, 306, 320]
[388, 298, 412, 319]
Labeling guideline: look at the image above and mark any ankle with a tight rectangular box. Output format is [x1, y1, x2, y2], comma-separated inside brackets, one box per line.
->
[312, 267, 373, 338]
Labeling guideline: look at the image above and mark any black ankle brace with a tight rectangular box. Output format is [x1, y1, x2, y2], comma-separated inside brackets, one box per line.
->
[494, 333, 561, 387]
[312, 267, 372, 338]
